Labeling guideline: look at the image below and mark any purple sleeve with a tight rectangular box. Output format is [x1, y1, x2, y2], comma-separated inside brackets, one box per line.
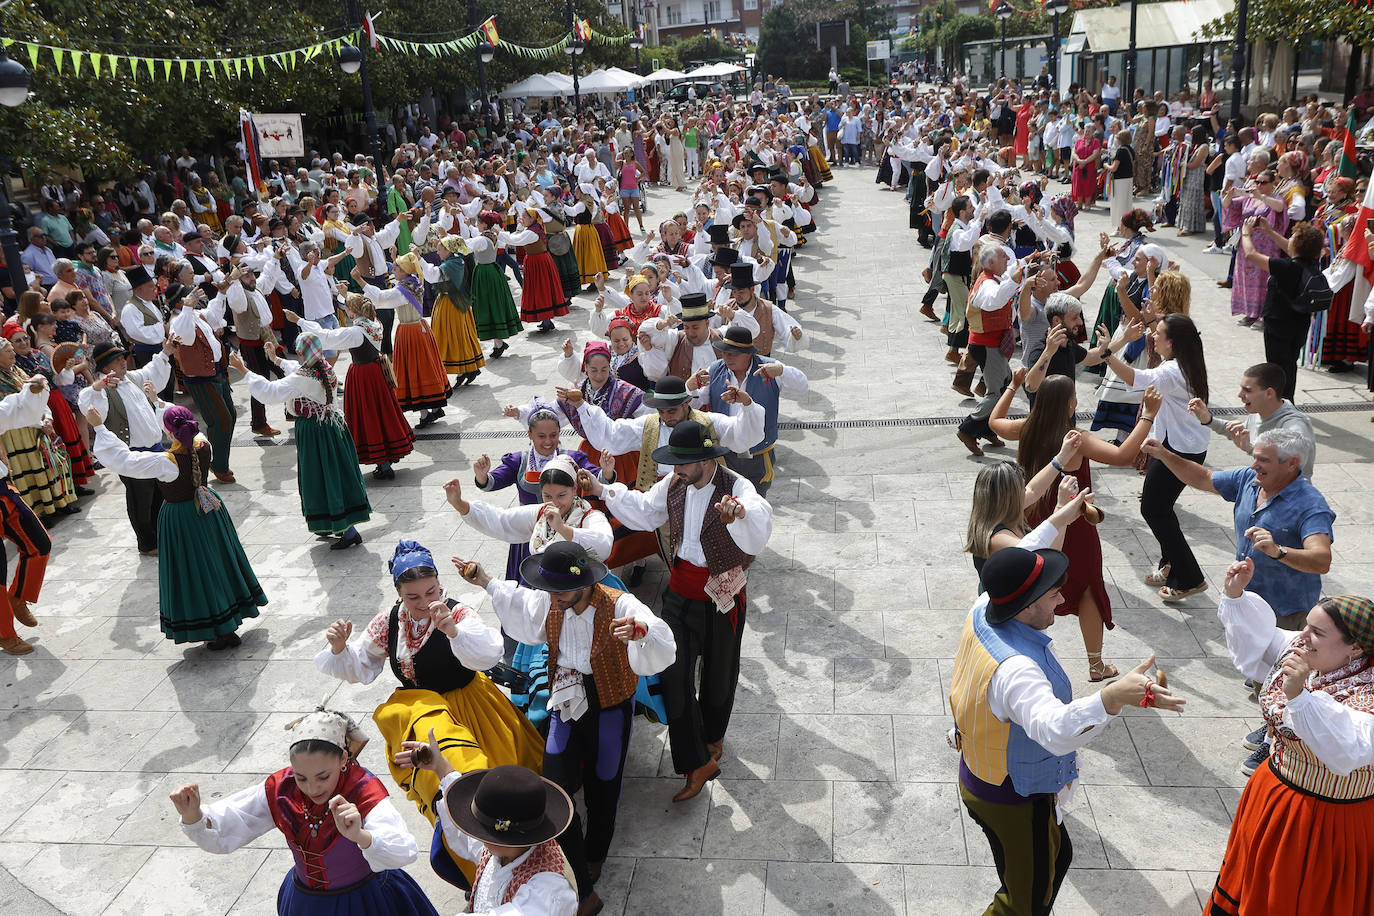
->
[569, 450, 600, 474]
[481, 451, 522, 492]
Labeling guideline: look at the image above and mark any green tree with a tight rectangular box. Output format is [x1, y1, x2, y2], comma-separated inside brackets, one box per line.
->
[672, 35, 744, 68]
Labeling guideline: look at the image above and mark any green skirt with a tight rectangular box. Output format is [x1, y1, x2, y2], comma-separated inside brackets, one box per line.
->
[469, 263, 524, 340]
[157, 497, 266, 643]
[295, 414, 372, 534]
[551, 247, 582, 300]
[332, 253, 362, 294]
[1085, 284, 1124, 378]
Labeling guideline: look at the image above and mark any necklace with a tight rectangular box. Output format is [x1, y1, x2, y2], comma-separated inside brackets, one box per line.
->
[303, 801, 329, 838]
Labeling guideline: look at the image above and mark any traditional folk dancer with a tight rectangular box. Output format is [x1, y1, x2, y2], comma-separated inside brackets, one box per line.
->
[563, 318, 650, 392]
[568, 188, 608, 288]
[0, 371, 54, 655]
[315, 540, 544, 886]
[467, 212, 526, 359]
[167, 283, 238, 483]
[287, 297, 414, 482]
[0, 338, 77, 517]
[229, 335, 370, 550]
[172, 708, 441, 916]
[509, 208, 570, 332]
[951, 532, 1186, 916]
[581, 421, 772, 802]
[430, 235, 486, 386]
[590, 272, 661, 337]
[355, 252, 452, 429]
[453, 540, 676, 916]
[1206, 558, 1374, 916]
[89, 404, 265, 648]
[539, 192, 584, 307]
[223, 252, 285, 437]
[398, 755, 577, 916]
[721, 264, 807, 359]
[640, 294, 756, 409]
[9, 320, 95, 497]
[345, 211, 415, 353]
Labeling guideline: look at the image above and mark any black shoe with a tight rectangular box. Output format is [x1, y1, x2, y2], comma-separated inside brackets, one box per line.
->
[329, 531, 363, 550]
[206, 632, 242, 651]
[538, 320, 555, 331]
[416, 408, 445, 428]
[58, 504, 81, 515]
[490, 342, 509, 359]
[628, 565, 646, 587]
[371, 465, 396, 481]
[76, 486, 96, 497]
[463, 370, 481, 386]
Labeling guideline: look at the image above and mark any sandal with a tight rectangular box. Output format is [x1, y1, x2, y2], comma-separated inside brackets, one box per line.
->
[1087, 652, 1120, 683]
[1144, 564, 1171, 587]
[1159, 582, 1208, 602]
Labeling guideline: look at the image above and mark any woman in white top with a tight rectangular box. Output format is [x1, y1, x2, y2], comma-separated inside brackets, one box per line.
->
[1104, 313, 1212, 601]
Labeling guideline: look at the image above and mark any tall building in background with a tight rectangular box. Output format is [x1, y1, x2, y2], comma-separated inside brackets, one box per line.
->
[607, 0, 768, 45]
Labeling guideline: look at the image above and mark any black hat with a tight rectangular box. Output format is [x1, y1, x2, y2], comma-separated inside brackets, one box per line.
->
[518, 540, 609, 593]
[708, 247, 740, 270]
[712, 324, 757, 355]
[706, 224, 731, 247]
[350, 213, 373, 226]
[444, 765, 574, 848]
[747, 185, 773, 202]
[679, 292, 711, 321]
[182, 231, 204, 244]
[767, 171, 789, 185]
[125, 265, 156, 289]
[981, 547, 1071, 625]
[728, 263, 756, 290]
[164, 283, 193, 308]
[731, 212, 752, 229]
[650, 419, 732, 465]
[643, 375, 694, 408]
[747, 162, 770, 175]
[91, 340, 128, 370]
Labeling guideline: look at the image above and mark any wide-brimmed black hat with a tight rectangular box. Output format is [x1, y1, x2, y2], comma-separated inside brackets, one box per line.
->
[91, 340, 127, 370]
[982, 547, 1070, 624]
[679, 293, 711, 322]
[747, 162, 770, 176]
[708, 247, 740, 270]
[164, 283, 193, 308]
[731, 212, 752, 229]
[706, 224, 731, 247]
[125, 265, 155, 289]
[350, 213, 373, 226]
[650, 419, 732, 465]
[444, 765, 574, 848]
[767, 171, 790, 186]
[728, 263, 756, 290]
[643, 375, 694, 408]
[712, 324, 758, 355]
[747, 184, 773, 202]
[518, 540, 608, 593]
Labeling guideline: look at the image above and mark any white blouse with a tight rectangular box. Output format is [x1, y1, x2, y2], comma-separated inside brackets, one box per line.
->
[1128, 360, 1211, 453]
[462, 500, 614, 562]
[315, 604, 503, 685]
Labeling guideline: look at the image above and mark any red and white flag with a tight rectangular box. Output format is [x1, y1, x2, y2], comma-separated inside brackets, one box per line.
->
[363, 11, 379, 50]
[1327, 178, 1374, 320]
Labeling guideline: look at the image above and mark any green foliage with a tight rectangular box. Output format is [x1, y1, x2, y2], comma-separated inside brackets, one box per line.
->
[1198, 0, 1374, 45]
[636, 44, 682, 73]
[756, 0, 905, 81]
[672, 36, 744, 67]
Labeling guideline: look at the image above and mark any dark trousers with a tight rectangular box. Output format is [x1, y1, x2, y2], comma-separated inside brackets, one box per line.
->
[1141, 442, 1208, 590]
[240, 342, 283, 429]
[184, 374, 236, 473]
[1263, 318, 1309, 403]
[958, 344, 1012, 440]
[724, 450, 773, 498]
[495, 249, 524, 284]
[122, 474, 163, 553]
[843, 141, 861, 164]
[0, 484, 50, 639]
[659, 585, 746, 775]
[961, 783, 1073, 916]
[543, 683, 633, 899]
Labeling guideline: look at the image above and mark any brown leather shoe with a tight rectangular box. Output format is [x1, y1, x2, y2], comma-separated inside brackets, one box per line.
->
[920, 303, 939, 321]
[983, 434, 1005, 449]
[672, 758, 720, 803]
[952, 381, 975, 398]
[0, 635, 34, 655]
[212, 470, 237, 484]
[956, 430, 984, 457]
[251, 426, 280, 437]
[943, 348, 959, 364]
[706, 739, 724, 762]
[1217, 280, 1232, 289]
[575, 890, 604, 916]
[11, 596, 37, 628]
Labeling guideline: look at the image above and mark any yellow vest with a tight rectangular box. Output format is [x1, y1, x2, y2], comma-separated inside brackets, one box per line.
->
[635, 410, 719, 491]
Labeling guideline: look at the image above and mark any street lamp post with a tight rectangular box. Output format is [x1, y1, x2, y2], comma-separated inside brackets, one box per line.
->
[1229, 0, 1248, 123]
[1123, 0, 1139, 103]
[0, 38, 32, 306]
[995, 2, 1013, 81]
[468, 0, 495, 131]
[630, 11, 644, 77]
[338, 0, 380, 164]
[1045, 0, 1068, 91]
[564, 0, 583, 113]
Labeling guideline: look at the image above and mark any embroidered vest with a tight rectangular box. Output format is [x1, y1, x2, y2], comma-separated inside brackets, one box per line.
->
[177, 324, 217, 378]
[385, 600, 477, 694]
[470, 840, 574, 911]
[707, 358, 780, 456]
[665, 329, 697, 381]
[544, 585, 639, 709]
[965, 273, 1014, 339]
[265, 765, 391, 891]
[741, 297, 775, 356]
[665, 466, 753, 576]
[636, 410, 718, 491]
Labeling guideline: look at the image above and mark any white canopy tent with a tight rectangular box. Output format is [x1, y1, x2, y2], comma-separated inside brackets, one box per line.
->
[604, 67, 648, 89]
[498, 74, 565, 99]
[683, 62, 746, 78]
[643, 67, 688, 83]
[577, 68, 638, 94]
[542, 72, 576, 93]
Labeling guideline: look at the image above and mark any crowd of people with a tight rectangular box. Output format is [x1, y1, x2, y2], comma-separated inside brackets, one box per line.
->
[2, 64, 1372, 916]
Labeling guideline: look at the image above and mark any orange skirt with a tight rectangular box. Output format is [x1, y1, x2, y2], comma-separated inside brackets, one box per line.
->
[1204, 760, 1374, 915]
[393, 320, 452, 412]
[578, 438, 660, 568]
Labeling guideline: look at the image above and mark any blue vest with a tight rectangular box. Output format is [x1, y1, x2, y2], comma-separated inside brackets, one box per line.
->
[707, 356, 780, 455]
[971, 608, 1079, 796]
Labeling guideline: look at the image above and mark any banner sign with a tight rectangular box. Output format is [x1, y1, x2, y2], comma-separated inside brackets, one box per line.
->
[252, 113, 305, 158]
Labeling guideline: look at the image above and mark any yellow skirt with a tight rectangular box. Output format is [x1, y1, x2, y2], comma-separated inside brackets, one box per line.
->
[809, 145, 834, 184]
[2, 428, 73, 516]
[430, 293, 487, 375]
[572, 224, 607, 284]
[372, 676, 545, 882]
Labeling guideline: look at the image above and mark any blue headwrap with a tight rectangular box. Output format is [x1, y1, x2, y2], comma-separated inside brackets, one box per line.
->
[388, 539, 436, 583]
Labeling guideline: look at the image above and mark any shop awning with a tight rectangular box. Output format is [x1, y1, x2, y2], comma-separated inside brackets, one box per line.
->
[1069, 0, 1232, 53]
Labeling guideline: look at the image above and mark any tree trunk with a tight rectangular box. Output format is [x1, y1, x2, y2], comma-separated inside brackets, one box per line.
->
[1344, 40, 1362, 102]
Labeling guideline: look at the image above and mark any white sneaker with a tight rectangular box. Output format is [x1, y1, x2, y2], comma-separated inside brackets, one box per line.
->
[1202, 244, 1224, 254]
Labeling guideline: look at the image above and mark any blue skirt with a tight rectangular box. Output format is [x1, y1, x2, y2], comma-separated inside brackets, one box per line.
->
[277, 868, 440, 916]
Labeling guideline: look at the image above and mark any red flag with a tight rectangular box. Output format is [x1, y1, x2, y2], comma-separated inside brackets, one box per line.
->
[480, 16, 499, 46]
[1338, 177, 1374, 312]
[1339, 108, 1359, 178]
[362, 12, 379, 50]
[239, 109, 263, 199]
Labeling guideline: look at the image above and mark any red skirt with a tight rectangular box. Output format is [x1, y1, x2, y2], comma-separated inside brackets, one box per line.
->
[606, 212, 634, 250]
[49, 391, 93, 484]
[392, 320, 453, 411]
[1321, 283, 1371, 364]
[343, 360, 415, 464]
[518, 252, 570, 322]
[1205, 760, 1374, 915]
[578, 439, 660, 568]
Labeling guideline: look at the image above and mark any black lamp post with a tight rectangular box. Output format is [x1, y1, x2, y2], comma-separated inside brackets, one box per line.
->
[1045, 0, 1068, 91]
[0, 40, 32, 307]
[630, 13, 644, 77]
[996, 1, 1013, 81]
[1229, 0, 1248, 123]
[468, 0, 495, 131]
[1122, 0, 1139, 102]
[564, 0, 583, 113]
[338, 0, 380, 164]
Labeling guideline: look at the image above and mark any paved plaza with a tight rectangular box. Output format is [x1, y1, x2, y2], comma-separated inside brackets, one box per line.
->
[1, 166, 1371, 915]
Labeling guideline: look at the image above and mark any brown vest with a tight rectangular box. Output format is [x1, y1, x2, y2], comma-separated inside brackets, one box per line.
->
[665, 329, 696, 381]
[470, 841, 573, 911]
[543, 584, 638, 709]
[236, 292, 267, 342]
[742, 297, 775, 356]
[177, 325, 217, 378]
[666, 466, 753, 576]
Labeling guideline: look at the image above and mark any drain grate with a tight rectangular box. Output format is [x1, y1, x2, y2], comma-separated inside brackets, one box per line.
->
[234, 401, 1371, 446]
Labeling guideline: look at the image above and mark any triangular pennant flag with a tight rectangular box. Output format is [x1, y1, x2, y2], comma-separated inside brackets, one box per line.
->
[194, 59, 204, 80]
[89, 52, 101, 78]
[163, 59, 173, 80]
[51, 47, 64, 73]
[25, 43, 38, 69]
[257, 55, 266, 73]
[70, 50, 83, 77]
[287, 51, 297, 69]
[245, 56, 255, 77]
[143, 58, 154, 79]
[180, 59, 188, 80]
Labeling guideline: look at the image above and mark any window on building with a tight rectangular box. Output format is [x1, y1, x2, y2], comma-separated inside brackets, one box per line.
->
[664, 5, 681, 24]
[705, 0, 722, 21]
[743, 0, 757, 10]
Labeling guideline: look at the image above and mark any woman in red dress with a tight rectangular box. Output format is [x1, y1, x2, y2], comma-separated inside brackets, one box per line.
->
[506, 208, 570, 331]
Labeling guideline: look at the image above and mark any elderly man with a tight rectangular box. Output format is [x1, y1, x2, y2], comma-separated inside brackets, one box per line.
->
[1189, 362, 1316, 479]
[955, 245, 1022, 456]
[21, 227, 58, 287]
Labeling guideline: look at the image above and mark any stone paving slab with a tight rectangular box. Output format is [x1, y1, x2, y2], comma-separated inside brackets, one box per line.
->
[0, 162, 1370, 915]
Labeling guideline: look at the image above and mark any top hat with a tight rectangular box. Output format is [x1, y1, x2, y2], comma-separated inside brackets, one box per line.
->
[649, 419, 732, 465]
[518, 540, 609, 593]
[643, 375, 694, 408]
[767, 171, 790, 185]
[125, 265, 156, 289]
[706, 224, 731, 246]
[678, 293, 711, 321]
[708, 247, 740, 270]
[728, 263, 757, 290]
[982, 547, 1071, 625]
[91, 340, 128, 370]
[444, 765, 574, 848]
[711, 324, 758, 355]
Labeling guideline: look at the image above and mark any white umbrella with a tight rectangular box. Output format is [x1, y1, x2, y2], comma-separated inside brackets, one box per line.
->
[542, 72, 576, 92]
[643, 67, 687, 83]
[683, 62, 745, 78]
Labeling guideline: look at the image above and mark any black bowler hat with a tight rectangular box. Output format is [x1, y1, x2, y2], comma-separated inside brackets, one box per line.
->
[728, 263, 756, 290]
[679, 293, 711, 322]
[643, 375, 694, 408]
[350, 213, 373, 226]
[518, 540, 609, 593]
[164, 283, 193, 308]
[767, 171, 789, 186]
[125, 265, 155, 289]
[706, 224, 731, 246]
[747, 184, 773, 202]
[982, 547, 1071, 625]
[649, 419, 732, 465]
[708, 247, 740, 270]
[731, 212, 752, 229]
[747, 162, 770, 176]
[711, 324, 757, 355]
[444, 765, 574, 848]
[182, 231, 204, 244]
[91, 340, 128, 371]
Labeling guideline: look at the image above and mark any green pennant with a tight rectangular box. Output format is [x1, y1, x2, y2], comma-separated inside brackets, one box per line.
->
[180, 59, 188, 80]
[24, 43, 38, 69]
[163, 59, 173, 80]
[89, 51, 101, 78]
[257, 55, 266, 73]
[51, 46, 64, 72]
[194, 59, 204, 80]
[245, 56, 255, 77]
[70, 50, 83, 77]
[142, 57, 153, 79]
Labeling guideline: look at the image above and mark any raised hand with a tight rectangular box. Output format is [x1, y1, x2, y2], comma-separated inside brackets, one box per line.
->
[450, 555, 490, 588]
[169, 783, 203, 825]
[325, 619, 353, 654]
[1186, 397, 1212, 425]
[1222, 557, 1255, 598]
[1280, 648, 1313, 701]
[328, 796, 367, 845]
[562, 338, 574, 358]
[394, 727, 446, 773]
[443, 478, 469, 515]
[754, 362, 784, 380]
[556, 385, 583, 406]
[720, 383, 752, 406]
[576, 467, 603, 498]
[715, 494, 746, 523]
[1140, 385, 1162, 418]
[473, 454, 491, 480]
[501, 404, 520, 419]
[1044, 324, 1068, 353]
[1103, 654, 1187, 714]
[226, 350, 248, 375]
[610, 615, 648, 643]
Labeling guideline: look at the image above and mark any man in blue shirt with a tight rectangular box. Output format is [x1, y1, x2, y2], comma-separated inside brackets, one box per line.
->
[823, 104, 843, 165]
